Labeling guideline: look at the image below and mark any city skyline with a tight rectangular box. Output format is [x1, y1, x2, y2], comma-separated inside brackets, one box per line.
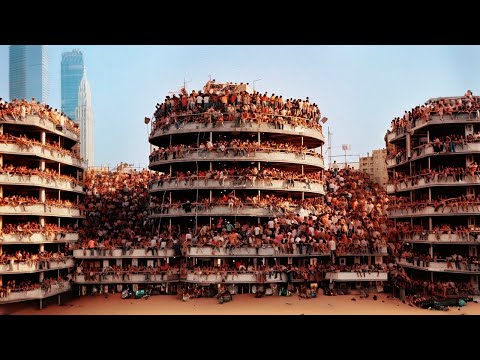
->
[9, 45, 48, 103]
[1, 45, 480, 168]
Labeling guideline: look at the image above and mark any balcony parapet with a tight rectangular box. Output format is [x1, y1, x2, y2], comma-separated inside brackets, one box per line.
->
[388, 203, 480, 218]
[387, 174, 480, 194]
[0, 281, 71, 304]
[0, 173, 84, 193]
[0, 203, 83, 218]
[398, 258, 480, 274]
[325, 271, 388, 282]
[0, 258, 75, 274]
[185, 271, 288, 284]
[150, 118, 325, 145]
[0, 141, 86, 169]
[73, 272, 179, 284]
[399, 232, 480, 244]
[149, 149, 324, 169]
[0, 232, 78, 244]
[149, 204, 299, 218]
[73, 248, 176, 259]
[2, 114, 80, 142]
[149, 178, 324, 195]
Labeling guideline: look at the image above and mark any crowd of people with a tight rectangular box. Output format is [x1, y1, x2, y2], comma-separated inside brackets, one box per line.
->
[0, 164, 81, 187]
[0, 98, 80, 136]
[149, 139, 322, 163]
[0, 133, 82, 161]
[0, 196, 81, 210]
[0, 276, 70, 299]
[387, 90, 479, 136]
[151, 81, 323, 135]
[0, 251, 71, 269]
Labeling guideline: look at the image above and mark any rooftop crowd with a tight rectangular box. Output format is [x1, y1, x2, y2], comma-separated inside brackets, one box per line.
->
[150, 81, 324, 135]
[0, 98, 80, 136]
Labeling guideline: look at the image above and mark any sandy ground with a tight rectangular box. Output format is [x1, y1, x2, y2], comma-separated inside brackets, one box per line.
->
[11, 292, 480, 315]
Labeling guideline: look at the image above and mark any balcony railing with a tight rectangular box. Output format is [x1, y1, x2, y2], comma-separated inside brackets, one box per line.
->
[399, 232, 480, 244]
[388, 203, 480, 218]
[73, 248, 176, 258]
[387, 174, 480, 194]
[0, 258, 75, 274]
[149, 149, 324, 169]
[2, 114, 80, 141]
[149, 177, 325, 195]
[149, 204, 298, 218]
[0, 142, 86, 168]
[0, 232, 78, 244]
[398, 258, 480, 274]
[325, 271, 388, 282]
[150, 118, 325, 144]
[73, 272, 179, 284]
[0, 173, 84, 193]
[0, 203, 83, 218]
[0, 281, 71, 304]
[185, 271, 288, 284]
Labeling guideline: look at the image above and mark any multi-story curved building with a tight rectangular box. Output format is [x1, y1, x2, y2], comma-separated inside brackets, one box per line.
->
[0, 100, 85, 310]
[386, 93, 480, 297]
[147, 81, 388, 296]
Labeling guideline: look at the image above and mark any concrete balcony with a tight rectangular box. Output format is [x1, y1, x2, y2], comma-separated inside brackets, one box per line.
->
[2, 114, 80, 142]
[0, 142, 86, 169]
[399, 232, 480, 244]
[398, 258, 480, 273]
[325, 272, 388, 282]
[72, 248, 176, 259]
[149, 150, 324, 170]
[150, 120, 325, 146]
[388, 205, 480, 218]
[149, 178, 325, 195]
[0, 281, 71, 304]
[0, 203, 83, 218]
[185, 271, 288, 284]
[0, 173, 84, 193]
[187, 246, 331, 257]
[73, 272, 179, 284]
[149, 204, 299, 218]
[0, 232, 78, 244]
[0, 258, 75, 274]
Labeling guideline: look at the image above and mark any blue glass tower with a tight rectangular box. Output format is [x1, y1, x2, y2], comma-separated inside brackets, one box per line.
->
[9, 45, 49, 103]
[61, 49, 84, 121]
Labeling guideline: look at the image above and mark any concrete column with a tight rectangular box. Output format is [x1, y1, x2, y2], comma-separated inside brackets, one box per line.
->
[428, 188, 431, 202]
[258, 132, 260, 144]
[39, 271, 44, 281]
[40, 131, 46, 145]
[39, 188, 45, 202]
[429, 245, 433, 257]
[0, 186, 2, 198]
[0, 154, 2, 167]
[39, 217, 45, 227]
[40, 160, 45, 171]
[0, 124, 3, 135]
[428, 217, 433, 232]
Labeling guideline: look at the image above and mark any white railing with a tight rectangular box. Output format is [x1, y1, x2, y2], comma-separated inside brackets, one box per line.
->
[388, 205, 480, 217]
[399, 232, 480, 243]
[149, 204, 298, 218]
[149, 150, 324, 169]
[151, 120, 325, 144]
[0, 258, 75, 274]
[387, 174, 480, 194]
[0, 203, 83, 217]
[73, 248, 176, 258]
[73, 273, 179, 283]
[398, 258, 480, 273]
[0, 281, 71, 303]
[325, 272, 388, 281]
[1, 232, 78, 244]
[0, 173, 84, 193]
[185, 272, 288, 283]
[2, 114, 80, 141]
[0, 142, 85, 169]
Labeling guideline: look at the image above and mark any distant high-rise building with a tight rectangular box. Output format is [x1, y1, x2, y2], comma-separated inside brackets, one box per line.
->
[61, 49, 84, 121]
[9, 45, 48, 102]
[76, 67, 94, 167]
[359, 148, 388, 187]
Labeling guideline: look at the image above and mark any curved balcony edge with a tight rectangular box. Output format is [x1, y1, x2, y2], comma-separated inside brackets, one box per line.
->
[73, 248, 176, 258]
[0, 281, 72, 304]
[0, 258, 75, 274]
[0, 204, 84, 218]
[398, 259, 480, 274]
[0, 173, 84, 193]
[0, 142, 86, 169]
[1, 232, 79, 244]
[149, 204, 298, 218]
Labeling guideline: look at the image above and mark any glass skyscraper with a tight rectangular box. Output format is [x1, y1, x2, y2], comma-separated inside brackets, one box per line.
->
[9, 45, 49, 103]
[77, 67, 94, 167]
[61, 49, 84, 121]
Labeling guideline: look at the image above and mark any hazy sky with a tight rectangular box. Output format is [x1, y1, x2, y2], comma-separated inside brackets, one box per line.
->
[1, 45, 480, 168]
